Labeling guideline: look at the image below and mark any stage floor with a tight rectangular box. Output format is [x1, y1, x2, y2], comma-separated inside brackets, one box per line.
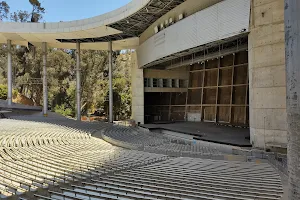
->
[141, 122, 251, 147]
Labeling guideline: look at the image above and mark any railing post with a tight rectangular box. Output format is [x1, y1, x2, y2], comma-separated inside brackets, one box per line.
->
[7, 40, 12, 106]
[108, 41, 113, 123]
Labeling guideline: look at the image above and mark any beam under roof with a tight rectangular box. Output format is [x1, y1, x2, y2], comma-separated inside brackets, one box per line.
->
[57, 0, 185, 44]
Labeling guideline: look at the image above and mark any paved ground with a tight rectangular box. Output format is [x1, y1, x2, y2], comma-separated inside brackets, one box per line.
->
[141, 122, 251, 147]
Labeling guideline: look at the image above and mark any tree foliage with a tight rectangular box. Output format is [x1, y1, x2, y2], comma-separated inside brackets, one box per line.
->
[0, 1, 9, 20]
[0, 84, 7, 99]
[29, 0, 45, 22]
[10, 10, 30, 22]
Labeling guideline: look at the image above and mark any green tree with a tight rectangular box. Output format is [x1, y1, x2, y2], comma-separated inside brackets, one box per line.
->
[47, 48, 75, 114]
[80, 50, 108, 114]
[10, 10, 30, 22]
[29, 0, 45, 22]
[0, 84, 7, 99]
[7, 0, 45, 101]
[0, 1, 9, 20]
[103, 52, 132, 120]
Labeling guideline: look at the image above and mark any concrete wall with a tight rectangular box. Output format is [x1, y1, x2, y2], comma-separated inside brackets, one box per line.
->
[144, 67, 189, 79]
[137, 0, 250, 68]
[131, 51, 144, 124]
[248, 0, 287, 148]
[144, 88, 187, 93]
[140, 0, 222, 44]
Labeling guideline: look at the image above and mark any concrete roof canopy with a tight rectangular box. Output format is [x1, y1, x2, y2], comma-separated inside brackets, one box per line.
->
[0, 0, 185, 50]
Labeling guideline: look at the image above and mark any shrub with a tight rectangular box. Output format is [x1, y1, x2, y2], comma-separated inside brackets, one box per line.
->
[13, 89, 18, 98]
[0, 84, 7, 100]
[0, 84, 19, 100]
[54, 104, 73, 117]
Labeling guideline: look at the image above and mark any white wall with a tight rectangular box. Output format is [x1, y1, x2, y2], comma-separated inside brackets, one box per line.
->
[131, 52, 144, 124]
[137, 0, 251, 68]
[140, 0, 222, 44]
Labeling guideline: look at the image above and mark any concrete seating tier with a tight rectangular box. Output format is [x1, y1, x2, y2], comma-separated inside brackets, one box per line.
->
[103, 125, 169, 146]
[8, 113, 111, 135]
[0, 116, 166, 199]
[102, 125, 221, 156]
[37, 157, 283, 200]
[0, 113, 284, 199]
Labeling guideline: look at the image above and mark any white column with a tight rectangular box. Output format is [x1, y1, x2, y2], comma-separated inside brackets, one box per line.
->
[108, 41, 113, 123]
[131, 51, 144, 124]
[76, 42, 81, 121]
[42, 42, 48, 116]
[7, 40, 12, 106]
[285, 0, 300, 199]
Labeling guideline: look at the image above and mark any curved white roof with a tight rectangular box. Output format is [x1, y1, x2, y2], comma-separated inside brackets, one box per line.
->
[0, 0, 151, 50]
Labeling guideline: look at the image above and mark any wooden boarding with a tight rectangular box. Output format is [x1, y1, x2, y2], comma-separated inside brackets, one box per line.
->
[145, 47, 249, 126]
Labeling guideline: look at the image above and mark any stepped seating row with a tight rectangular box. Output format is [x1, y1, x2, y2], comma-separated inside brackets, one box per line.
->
[104, 125, 168, 147]
[152, 143, 220, 154]
[9, 113, 111, 135]
[102, 125, 221, 155]
[36, 157, 284, 200]
[0, 117, 167, 199]
[0, 145, 166, 199]
[0, 117, 110, 148]
[0, 114, 284, 199]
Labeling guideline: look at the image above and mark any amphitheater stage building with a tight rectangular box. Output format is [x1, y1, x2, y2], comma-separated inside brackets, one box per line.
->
[141, 122, 251, 147]
[0, 0, 288, 150]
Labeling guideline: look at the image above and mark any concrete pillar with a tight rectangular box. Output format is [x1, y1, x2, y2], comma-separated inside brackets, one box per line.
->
[108, 41, 113, 123]
[284, 0, 300, 199]
[131, 51, 144, 124]
[42, 42, 48, 116]
[248, 0, 287, 148]
[76, 42, 81, 121]
[7, 39, 12, 106]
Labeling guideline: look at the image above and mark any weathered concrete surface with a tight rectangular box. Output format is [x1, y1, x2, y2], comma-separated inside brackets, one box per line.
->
[284, 0, 300, 199]
[139, 0, 222, 43]
[249, 0, 287, 148]
[131, 52, 144, 124]
[144, 87, 187, 93]
[144, 68, 189, 79]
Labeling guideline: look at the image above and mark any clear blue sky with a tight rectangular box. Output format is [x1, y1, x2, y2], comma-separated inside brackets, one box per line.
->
[6, 0, 131, 22]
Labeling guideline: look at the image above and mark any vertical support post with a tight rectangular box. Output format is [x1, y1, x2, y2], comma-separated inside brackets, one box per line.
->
[215, 57, 220, 123]
[42, 42, 48, 116]
[200, 51, 206, 121]
[108, 41, 113, 123]
[285, 0, 300, 199]
[244, 57, 249, 125]
[168, 93, 172, 121]
[7, 40, 12, 106]
[184, 66, 191, 121]
[229, 53, 235, 123]
[76, 42, 81, 121]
